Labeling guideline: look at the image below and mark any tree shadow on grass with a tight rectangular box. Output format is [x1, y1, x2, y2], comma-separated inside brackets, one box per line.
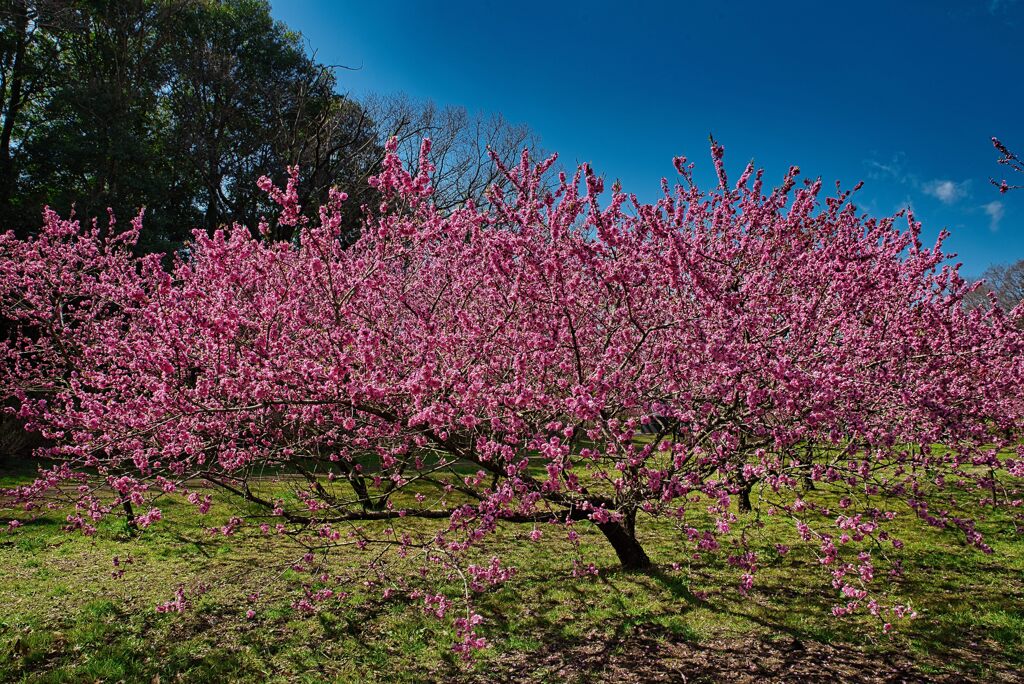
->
[437, 564, 1023, 684]
[4, 519, 1021, 684]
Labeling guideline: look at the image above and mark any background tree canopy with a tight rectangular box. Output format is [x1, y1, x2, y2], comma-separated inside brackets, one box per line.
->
[0, 0, 383, 251]
[0, 0, 547, 253]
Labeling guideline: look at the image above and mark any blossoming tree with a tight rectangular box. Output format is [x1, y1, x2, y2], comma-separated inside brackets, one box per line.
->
[2, 138, 1022, 652]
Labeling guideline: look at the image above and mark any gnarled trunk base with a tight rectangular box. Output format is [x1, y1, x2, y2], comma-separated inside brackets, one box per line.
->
[738, 482, 753, 513]
[598, 521, 651, 570]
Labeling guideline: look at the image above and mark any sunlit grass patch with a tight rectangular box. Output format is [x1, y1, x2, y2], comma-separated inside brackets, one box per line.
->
[1, 462, 1021, 683]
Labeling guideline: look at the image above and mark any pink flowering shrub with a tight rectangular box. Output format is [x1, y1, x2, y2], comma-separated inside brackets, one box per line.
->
[2, 138, 1023, 654]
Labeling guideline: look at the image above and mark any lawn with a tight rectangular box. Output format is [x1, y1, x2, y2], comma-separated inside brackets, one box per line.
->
[1, 461, 1022, 683]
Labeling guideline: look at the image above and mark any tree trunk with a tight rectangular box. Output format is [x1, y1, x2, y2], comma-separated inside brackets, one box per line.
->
[802, 444, 816, 491]
[738, 480, 753, 513]
[597, 520, 651, 570]
[0, 0, 29, 210]
[123, 500, 138, 532]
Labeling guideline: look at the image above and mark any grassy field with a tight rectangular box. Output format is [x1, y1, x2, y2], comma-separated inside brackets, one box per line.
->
[1, 461, 1022, 683]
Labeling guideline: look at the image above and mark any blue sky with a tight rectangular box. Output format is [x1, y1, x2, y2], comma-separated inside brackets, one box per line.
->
[270, 0, 1024, 277]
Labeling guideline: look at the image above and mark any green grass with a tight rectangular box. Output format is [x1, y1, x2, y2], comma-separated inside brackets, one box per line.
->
[1, 461, 1022, 683]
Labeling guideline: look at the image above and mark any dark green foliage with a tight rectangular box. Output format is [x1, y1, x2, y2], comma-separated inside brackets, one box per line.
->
[0, 0, 381, 252]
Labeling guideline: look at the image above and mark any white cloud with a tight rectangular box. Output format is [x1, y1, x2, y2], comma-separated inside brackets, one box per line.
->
[923, 179, 968, 204]
[864, 157, 974, 207]
[983, 200, 1005, 232]
[865, 153, 914, 186]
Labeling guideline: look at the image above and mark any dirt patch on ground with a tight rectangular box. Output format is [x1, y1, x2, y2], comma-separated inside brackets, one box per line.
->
[460, 627, 1021, 683]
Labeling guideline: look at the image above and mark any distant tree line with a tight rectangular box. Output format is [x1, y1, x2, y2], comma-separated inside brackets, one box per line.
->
[0, 0, 541, 252]
[965, 260, 1024, 312]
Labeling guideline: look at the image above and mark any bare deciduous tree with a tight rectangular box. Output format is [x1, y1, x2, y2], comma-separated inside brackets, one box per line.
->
[364, 93, 547, 213]
[965, 260, 1024, 312]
